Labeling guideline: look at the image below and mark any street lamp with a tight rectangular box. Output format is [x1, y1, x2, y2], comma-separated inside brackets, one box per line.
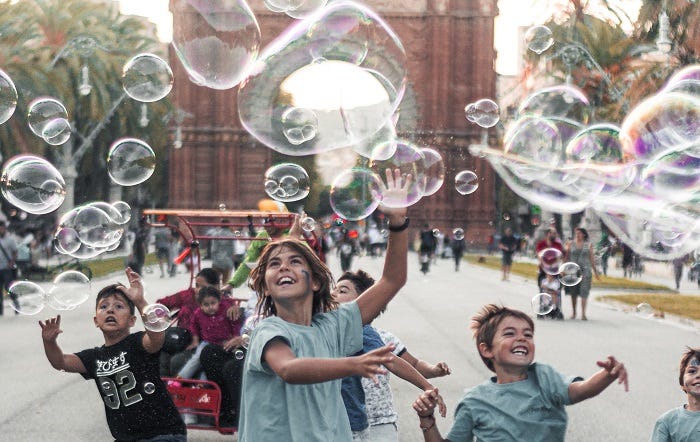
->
[50, 35, 112, 97]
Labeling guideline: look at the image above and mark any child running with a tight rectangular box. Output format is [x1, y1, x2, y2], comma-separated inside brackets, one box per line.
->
[651, 347, 700, 441]
[237, 169, 410, 441]
[413, 304, 629, 441]
[38, 268, 186, 441]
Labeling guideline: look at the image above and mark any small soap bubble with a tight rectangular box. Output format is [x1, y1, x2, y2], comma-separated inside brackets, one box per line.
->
[281, 107, 318, 145]
[471, 98, 500, 128]
[531, 293, 554, 315]
[143, 382, 156, 394]
[41, 118, 71, 146]
[301, 216, 316, 232]
[0, 69, 18, 125]
[142, 304, 171, 332]
[453, 228, 465, 241]
[330, 168, 383, 221]
[455, 170, 479, 195]
[539, 248, 563, 275]
[121, 53, 173, 102]
[234, 349, 246, 360]
[48, 270, 91, 308]
[558, 262, 582, 286]
[107, 138, 156, 186]
[432, 228, 441, 238]
[219, 203, 227, 211]
[264, 163, 310, 202]
[525, 25, 554, 54]
[8, 281, 46, 315]
[241, 333, 251, 349]
[635, 302, 654, 318]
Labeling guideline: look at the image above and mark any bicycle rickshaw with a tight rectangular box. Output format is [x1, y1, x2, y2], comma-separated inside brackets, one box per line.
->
[143, 208, 313, 434]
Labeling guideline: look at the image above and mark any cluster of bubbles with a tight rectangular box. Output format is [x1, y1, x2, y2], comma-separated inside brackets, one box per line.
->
[465, 98, 500, 128]
[264, 163, 311, 202]
[8, 270, 91, 315]
[537, 248, 583, 286]
[471, 57, 700, 260]
[27, 98, 72, 146]
[53, 201, 132, 260]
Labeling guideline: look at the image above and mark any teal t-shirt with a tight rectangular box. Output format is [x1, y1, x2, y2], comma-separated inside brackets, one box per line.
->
[238, 302, 363, 442]
[651, 406, 700, 442]
[447, 363, 581, 442]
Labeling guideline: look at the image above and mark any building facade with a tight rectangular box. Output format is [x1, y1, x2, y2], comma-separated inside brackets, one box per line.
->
[167, 0, 499, 246]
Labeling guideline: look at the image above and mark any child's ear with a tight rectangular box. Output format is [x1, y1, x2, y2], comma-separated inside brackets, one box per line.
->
[129, 315, 137, 327]
[93, 316, 99, 327]
[478, 342, 494, 360]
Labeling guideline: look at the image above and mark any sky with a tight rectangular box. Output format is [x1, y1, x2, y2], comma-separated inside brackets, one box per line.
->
[118, 0, 642, 76]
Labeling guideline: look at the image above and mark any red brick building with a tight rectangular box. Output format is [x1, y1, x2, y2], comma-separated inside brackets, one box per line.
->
[168, 0, 498, 246]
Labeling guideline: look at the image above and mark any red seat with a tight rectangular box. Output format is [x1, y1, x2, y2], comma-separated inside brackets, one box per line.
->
[163, 377, 236, 434]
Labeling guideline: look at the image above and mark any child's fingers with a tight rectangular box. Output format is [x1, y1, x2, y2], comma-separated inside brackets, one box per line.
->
[436, 394, 447, 417]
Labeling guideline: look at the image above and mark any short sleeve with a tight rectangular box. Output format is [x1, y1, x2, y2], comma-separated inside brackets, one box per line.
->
[75, 347, 97, 380]
[377, 329, 406, 356]
[446, 397, 475, 441]
[534, 363, 582, 406]
[246, 320, 290, 375]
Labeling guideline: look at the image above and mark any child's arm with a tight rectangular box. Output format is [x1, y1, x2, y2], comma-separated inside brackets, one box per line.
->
[413, 388, 449, 442]
[38, 315, 86, 373]
[400, 350, 451, 379]
[568, 355, 629, 404]
[356, 169, 410, 325]
[122, 267, 165, 354]
[264, 340, 395, 384]
[384, 355, 447, 417]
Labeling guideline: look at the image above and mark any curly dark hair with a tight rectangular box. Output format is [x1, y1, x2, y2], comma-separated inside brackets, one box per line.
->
[248, 238, 337, 318]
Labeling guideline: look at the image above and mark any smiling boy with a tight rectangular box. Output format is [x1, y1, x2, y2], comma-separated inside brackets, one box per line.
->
[413, 304, 629, 442]
[651, 347, 700, 441]
[39, 268, 186, 442]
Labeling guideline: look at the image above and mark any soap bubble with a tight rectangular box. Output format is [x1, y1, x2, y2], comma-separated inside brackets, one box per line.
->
[525, 25, 553, 54]
[111, 201, 132, 225]
[558, 262, 582, 286]
[0, 154, 66, 215]
[455, 170, 479, 195]
[0, 69, 17, 125]
[107, 138, 156, 186]
[369, 140, 426, 208]
[420, 148, 445, 196]
[539, 248, 563, 275]
[286, 0, 328, 19]
[635, 302, 654, 318]
[301, 216, 316, 232]
[41, 117, 72, 145]
[234, 349, 246, 360]
[453, 228, 465, 241]
[27, 97, 69, 139]
[466, 98, 500, 128]
[72, 204, 123, 248]
[519, 85, 591, 125]
[121, 53, 173, 102]
[329, 168, 382, 221]
[54, 227, 81, 255]
[142, 304, 172, 332]
[531, 293, 554, 315]
[48, 270, 91, 308]
[263, 163, 310, 202]
[172, 0, 260, 90]
[281, 107, 318, 145]
[8, 281, 46, 316]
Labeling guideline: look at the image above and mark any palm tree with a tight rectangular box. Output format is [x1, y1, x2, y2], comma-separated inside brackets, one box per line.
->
[0, 0, 172, 219]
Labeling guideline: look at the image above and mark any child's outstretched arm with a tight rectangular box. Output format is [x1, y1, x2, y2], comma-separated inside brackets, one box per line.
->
[264, 340, 395, 384]
[569, 355, 629, 404]
[413, 388, 449, 442]
[385, 355, 447, 417]
[38, 315, 86, 373]
[400, 349, 451, 379]
[122, 267, 165, 354]
[356, 169, 410, 325]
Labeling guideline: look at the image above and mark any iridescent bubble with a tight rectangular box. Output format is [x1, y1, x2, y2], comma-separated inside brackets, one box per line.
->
[539, 248, 563, 275]
[301, 216, 316, 232]
[329, 167, 382, 221]
[558, 262, 582, 286]
[172, 0, 260, 90]
[635, 302, 654, 318]
[111, 201, 132, 225]
[107, 138, 156, 186]
[503, 116, 562, 181]
[518, 85, 591, 125]
[640, 150, 700, 203]
[470, 98, 500, 128]
[41, 118, 71, 146]
[369, 140, 426, 207]
[263, 163, 310, 202]
[662, 64, 700, 96]
[281, 107, 318, 145]
[525, 25, 553, 54]
[73, 204, 123, 248]
[455, 170, 479, 195]
[54, 227, 81, 255]
[0, 69, 18, 125]
[238, 2, 406, 156]
[531, 293, 554, 315]
[420, 148, 445, 196]
[620, 92, 700, 161]
[0, 155, 66, 215]
[48, 270, 91, 308]
[121, 53, 173, 102]
[8, 281, 46, 316]
[142, 303, 172, 332]
[27, 98, 69, 139]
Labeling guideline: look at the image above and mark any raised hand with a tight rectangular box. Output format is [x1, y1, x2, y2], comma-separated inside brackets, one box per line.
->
[377, 168, 412, 218]
[354, 344, 395, 383]
[122, 267, 145, 306]
[597, 355, 629, 392]
[39, 315, 63, 343]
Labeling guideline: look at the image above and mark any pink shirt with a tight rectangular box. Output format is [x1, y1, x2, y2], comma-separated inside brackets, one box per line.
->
[156, 288, 197, 332]
[190, 297, 242, 346]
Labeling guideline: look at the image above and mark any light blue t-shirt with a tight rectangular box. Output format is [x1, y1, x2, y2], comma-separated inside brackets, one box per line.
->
[447, 363, 581, 442]
[651, 406, 700, 442]
[238, 302, 363, 442]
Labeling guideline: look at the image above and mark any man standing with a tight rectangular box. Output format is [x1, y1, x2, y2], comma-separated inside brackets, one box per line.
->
[0, 221, 18, 315]
[498, 227, 518, 281]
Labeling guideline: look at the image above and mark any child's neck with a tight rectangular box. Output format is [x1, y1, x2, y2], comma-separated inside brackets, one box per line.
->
[494, 364, 529, 384]
[103, 329, 130, 346]
[275, 299, 314, 326]
[687, 393, 700, 412]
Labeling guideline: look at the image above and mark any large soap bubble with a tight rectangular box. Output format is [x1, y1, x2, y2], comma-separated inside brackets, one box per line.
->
[369, 140, 425, 207]
[72, 204, 123, 248]
[0, 69, 18, 125]
[107, 138, 156, 186]
[329, 167, 382, 221]
[122, 53, 173, 102]
[48, 270, 91, 308]
[238, 1, 406, 156]
[0, 155, 66, 214]
[518, 84, 591, 125]
[172, 0, 260, 90]
[263, 163, 311, 202]
[8, 281, 46, 316]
